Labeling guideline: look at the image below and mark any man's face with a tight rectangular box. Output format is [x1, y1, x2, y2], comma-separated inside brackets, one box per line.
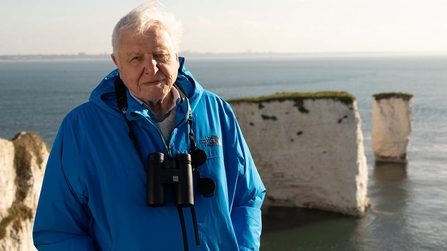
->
[112, 25, 179, 105]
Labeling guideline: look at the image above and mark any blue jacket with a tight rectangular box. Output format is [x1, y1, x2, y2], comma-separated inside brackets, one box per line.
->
[33, 57, 266, 251]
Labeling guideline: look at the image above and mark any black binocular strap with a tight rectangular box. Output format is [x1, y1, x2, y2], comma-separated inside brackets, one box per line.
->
[114, 77, 147, 170]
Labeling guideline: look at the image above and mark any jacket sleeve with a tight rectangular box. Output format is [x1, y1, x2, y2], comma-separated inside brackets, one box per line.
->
[224, 104, 266, 251]
[33, 117, 97, 251]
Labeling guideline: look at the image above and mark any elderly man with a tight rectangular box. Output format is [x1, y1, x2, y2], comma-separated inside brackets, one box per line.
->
[33, 1, 265, 251]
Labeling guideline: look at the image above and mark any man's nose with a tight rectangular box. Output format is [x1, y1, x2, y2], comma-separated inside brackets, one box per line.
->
[144, 56, 158, 75]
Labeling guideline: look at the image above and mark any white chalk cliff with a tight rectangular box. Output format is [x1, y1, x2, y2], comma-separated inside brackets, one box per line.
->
[371, 93, 413, 163]
[0, 132, 47, 251]
[230, 93, 369, 216]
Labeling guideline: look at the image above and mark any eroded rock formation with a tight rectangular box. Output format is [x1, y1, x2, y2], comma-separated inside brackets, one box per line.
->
[229, 92, 370, 216]
[0, 132, 48, 251]
[371, 93, 413, 163]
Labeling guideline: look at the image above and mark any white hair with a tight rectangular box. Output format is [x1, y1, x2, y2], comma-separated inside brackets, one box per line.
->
[111, 1, 184, 56]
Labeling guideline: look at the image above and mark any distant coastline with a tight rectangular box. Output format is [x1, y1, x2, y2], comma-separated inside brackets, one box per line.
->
[0, 53, 111, 61]
[1, 51, 447, 61]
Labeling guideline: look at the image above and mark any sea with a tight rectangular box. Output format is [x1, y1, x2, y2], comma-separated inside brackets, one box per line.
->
[1, 55, 446, 250]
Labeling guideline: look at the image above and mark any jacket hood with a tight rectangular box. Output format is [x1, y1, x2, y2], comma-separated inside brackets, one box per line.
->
[89, 57, 204, 116]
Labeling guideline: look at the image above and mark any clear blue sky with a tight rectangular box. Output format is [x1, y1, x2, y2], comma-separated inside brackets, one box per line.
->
[1, 0, 446, 55]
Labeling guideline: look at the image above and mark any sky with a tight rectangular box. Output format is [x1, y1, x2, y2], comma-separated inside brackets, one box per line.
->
[1, 0, 446, 55]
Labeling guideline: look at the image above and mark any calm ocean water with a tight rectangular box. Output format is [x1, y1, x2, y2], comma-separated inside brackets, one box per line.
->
[1, 56, 446, 250]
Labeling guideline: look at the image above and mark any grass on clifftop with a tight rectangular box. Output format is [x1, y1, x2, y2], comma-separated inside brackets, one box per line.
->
[373, 92, 413, 101]
[227, 91, 356, 105]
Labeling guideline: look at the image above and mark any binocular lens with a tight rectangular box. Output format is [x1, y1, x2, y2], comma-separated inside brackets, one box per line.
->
[146, 153, 194, 207]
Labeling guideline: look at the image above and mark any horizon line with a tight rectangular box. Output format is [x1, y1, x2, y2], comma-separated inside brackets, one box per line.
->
[1, 51, 447, 61]
[2, 50, 447, 56]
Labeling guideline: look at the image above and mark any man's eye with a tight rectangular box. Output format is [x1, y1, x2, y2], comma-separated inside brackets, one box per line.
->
[154, 53, 169, 60]
[131, 56, 142, 61]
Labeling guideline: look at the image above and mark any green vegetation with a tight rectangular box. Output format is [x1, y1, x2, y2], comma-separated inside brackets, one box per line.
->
[373, 92, 413, 101]
[0, 204, 33, 239]
[12, 132, 48, 168]
[228, 91, 356, 105]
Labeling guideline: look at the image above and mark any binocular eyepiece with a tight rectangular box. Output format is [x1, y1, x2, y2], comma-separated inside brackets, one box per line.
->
[146, 152, 194, 207]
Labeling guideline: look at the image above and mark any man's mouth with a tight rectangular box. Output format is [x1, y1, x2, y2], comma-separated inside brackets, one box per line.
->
[143, 79, 164, 86]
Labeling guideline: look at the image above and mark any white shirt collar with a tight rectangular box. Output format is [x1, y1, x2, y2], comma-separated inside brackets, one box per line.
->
[129, 87, 181, 116]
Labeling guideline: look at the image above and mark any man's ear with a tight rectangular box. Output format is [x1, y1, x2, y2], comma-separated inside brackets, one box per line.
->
[111, 53, 119, 68]
[175, 53, 179, 69]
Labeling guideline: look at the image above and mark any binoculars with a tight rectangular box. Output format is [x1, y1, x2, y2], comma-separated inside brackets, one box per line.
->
[146, 152, 194, 207]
